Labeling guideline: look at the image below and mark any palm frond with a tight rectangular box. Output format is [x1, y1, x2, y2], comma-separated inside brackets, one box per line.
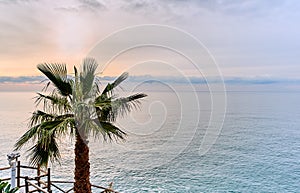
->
[35, 92, 71, 114]
[27, 131, 61, 167]
[80, 58, 98, 96]
[91, 120, 126, 141]
[95, 93, 147, 122]
[29, 110, 55, 127]
[101, 72, 128, 96]
[15, 117, 75, 167]
[14, 125, 40, 150]
[112, 93, 147, 119]
[37, 63, 72, 96]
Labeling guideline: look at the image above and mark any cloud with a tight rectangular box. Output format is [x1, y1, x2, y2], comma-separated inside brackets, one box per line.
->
[0, 0, 39, 4]
[116, 0, 287, 19]
[2, 75, 300, 85]
[127, 75, 300, 85]
[56, 0, 106, 13]
[1, 75, 300, 93]
[79, 0, 104, 8]
[0, 0, 300, 78]
[186, 0, 285, 15]
[0, 76, 44, 83]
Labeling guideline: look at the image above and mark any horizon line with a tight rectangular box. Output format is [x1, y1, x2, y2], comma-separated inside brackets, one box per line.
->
[0, 75, 300, 85]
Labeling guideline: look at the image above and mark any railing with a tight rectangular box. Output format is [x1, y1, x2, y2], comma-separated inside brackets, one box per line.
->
[0, 161, 51, 192]
[0, 161, 119, 193]
[50, 181, 119, 193]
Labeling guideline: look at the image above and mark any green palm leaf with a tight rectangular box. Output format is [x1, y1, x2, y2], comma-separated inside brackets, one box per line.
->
[101, 72, 129, 96]
[37, 63, 72, 96]
[28, 131, 60, 167]
[35, 93, 72, 114]
[95, 93, 147, 122]
[91, 120, 126, 141]
[15, 117, 75, 166]
[80, 58, 98, 96]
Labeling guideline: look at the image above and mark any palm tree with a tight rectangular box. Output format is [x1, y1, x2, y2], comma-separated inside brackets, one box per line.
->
[14, 58, 147, 193]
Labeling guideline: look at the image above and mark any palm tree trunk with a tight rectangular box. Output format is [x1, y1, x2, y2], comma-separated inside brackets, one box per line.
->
[74, 131, 91, 193]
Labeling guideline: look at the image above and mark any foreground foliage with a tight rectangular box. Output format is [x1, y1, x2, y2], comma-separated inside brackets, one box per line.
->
[0, 180, 18, 193]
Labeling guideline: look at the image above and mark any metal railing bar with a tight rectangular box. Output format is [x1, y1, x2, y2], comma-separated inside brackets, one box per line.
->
[0, 166, 10, 171]
[51, 183, 66, 192]
[27, 180, 48, 193]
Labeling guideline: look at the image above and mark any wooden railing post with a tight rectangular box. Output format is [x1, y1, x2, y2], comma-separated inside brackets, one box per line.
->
[17, 161, 20, 188]
[25, 176, 29, 193]
[47, 168, 52, 193]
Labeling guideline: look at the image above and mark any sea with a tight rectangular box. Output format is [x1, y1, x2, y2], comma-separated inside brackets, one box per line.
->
[0, 89, 299, 192]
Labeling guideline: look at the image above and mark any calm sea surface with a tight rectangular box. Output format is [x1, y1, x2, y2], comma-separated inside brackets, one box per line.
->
[0, 91, 299, 192]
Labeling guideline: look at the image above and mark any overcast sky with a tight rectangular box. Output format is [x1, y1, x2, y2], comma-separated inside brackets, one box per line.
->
[0, 0, 299, 80]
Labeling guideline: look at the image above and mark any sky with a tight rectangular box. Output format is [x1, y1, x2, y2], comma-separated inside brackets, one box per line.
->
[0, 0, 299, 89]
